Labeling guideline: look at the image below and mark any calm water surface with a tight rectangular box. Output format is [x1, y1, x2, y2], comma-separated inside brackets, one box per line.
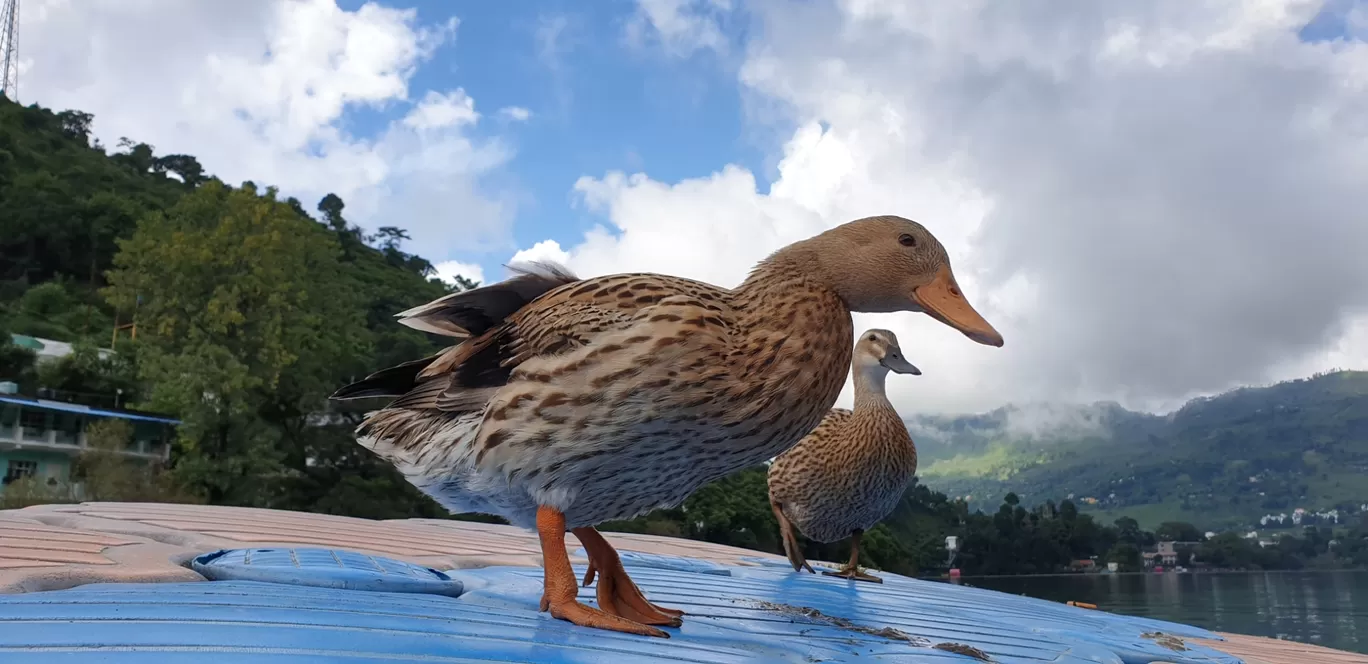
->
[968, 571, 1368, 654]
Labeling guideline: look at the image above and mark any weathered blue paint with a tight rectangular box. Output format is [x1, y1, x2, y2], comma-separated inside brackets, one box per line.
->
[191, 548, 464, 597]
[571, 547, 734, 576]
[0, 548, 1243, 664]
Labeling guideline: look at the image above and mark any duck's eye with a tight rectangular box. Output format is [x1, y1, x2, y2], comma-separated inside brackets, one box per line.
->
[867, 335, 877, 342]
[899, 233, 917, 247]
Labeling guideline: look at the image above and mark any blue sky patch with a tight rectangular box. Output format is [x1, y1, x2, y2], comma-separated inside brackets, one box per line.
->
[330, 0, 769, 282]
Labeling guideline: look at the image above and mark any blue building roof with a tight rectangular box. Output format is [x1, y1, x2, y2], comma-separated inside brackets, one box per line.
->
[0, 395, 180, 425]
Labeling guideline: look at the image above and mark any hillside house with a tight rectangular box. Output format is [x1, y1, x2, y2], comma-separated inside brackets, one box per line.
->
[0, 391, 178, 492]
[0, 334, 180, 494]
[1155, 541, 1201, 566]
[9, 333, 116, 364]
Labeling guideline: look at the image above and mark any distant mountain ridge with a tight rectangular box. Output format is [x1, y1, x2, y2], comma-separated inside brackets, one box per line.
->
[910, 370, 1368, 530]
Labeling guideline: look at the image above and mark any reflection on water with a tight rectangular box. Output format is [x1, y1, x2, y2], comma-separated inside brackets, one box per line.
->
[965, 571, 1368, 654]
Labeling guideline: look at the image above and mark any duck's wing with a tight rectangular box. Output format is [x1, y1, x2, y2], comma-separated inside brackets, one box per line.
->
[350, 271, 732, 414]
[467, 273, 745, 465]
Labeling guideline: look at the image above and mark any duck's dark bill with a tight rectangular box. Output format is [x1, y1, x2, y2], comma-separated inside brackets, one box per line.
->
[881, 356, 922, 375]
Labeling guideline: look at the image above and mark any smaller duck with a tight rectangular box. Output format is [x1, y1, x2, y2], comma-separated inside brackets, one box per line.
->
[767, 329, 921, 583]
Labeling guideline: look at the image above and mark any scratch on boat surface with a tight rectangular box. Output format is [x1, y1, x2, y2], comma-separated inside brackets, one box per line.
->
[750, 600, 993, 660]
[1141, 631, 1189, 652]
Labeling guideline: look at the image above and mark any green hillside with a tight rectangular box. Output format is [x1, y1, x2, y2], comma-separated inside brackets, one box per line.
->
[0, 96, 470, 516]
[915, 371, 1368, 530]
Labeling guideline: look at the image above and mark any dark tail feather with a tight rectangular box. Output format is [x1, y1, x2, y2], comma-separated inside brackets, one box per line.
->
[330, 355, 439, 401]
[334, 261, 577, 402]
[397, 261, 579, 338]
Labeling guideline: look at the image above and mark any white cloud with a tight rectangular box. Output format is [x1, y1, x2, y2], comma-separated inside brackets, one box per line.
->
[519, 0, 1368, 416]
[535, 13, 574, 70]
[498, 106, 532, 122]
[624, 0, 732, 57]
[509, 239, 571, 268]
[22, 0, 512, 257]
[433, 260, 485, 287]
[567, 166, 824, 285]
[403, 90, 479, 130]
[1353, 3, 1368, 39]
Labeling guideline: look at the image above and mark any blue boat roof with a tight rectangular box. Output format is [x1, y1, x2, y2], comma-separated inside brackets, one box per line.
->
[0, 395, 180, 425]
[191, 547, 465, 596]
[0, 547, 1243, 664]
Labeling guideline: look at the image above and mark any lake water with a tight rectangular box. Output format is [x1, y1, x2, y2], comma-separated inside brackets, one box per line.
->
[967, 571, 1368, 654]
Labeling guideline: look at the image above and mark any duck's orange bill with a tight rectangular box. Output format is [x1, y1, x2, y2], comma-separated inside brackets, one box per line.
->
[913, 266, 1004, 347]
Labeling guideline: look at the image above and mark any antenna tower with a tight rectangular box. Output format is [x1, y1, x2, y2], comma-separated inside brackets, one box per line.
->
[0, 0, 16, 101]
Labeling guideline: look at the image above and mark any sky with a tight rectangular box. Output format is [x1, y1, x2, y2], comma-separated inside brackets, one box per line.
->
[14, 0, 1368, 417]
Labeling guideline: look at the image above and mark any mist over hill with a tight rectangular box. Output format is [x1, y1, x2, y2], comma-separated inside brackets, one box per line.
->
[909, 370, 1368, 530]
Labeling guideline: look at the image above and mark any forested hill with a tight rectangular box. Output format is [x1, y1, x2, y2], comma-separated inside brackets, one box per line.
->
[913, 370, 1368, 530]
[0, 96, 472, 515]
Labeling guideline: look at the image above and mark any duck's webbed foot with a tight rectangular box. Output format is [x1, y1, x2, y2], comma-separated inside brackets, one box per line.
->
[821, 565, 884, 583]
[819, 529, 884, 584]
[575, 526, 685, 626]
[535, 506, 670, 638]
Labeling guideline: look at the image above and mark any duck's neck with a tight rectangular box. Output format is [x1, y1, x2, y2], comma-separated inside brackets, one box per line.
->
[728, 252, 854, 435]
[851, 362, 915, 460]
[733, 251, 852, 333]
[852, 364, 894, 412]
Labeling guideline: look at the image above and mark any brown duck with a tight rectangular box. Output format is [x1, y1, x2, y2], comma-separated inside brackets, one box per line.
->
[330, 215, 1002, 638]
[768, 328, 921, 583]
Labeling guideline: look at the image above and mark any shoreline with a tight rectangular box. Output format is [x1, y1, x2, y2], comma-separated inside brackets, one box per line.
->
[938, 567, 1368, 581]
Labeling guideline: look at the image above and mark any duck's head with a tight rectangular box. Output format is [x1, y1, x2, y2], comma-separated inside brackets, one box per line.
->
[795, 215, 1004, 348]
[855, 329, 921, 376]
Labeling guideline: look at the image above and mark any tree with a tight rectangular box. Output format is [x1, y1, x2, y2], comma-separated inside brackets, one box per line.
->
[678, 466, 780, 552]
[0, 321, 36, 382]
[103, 181, 366, 505]
[113, 140, 157, 173]
[1198, 532, 1258, 569]
[74, 419, 197, 503]
[860, 525, 914, 575]
[1107, 542, 1143, 572]
[318, 193, 347, 231]
[447, 273, 479, 291]
[1059, 499, 1079, 521]
[1155, 521, 1203, 542]
[153, 155, 207, 187]
[1113, 516, 1142, 545]
[56, 110, 93, 144]
[371, 226, 411, 251]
